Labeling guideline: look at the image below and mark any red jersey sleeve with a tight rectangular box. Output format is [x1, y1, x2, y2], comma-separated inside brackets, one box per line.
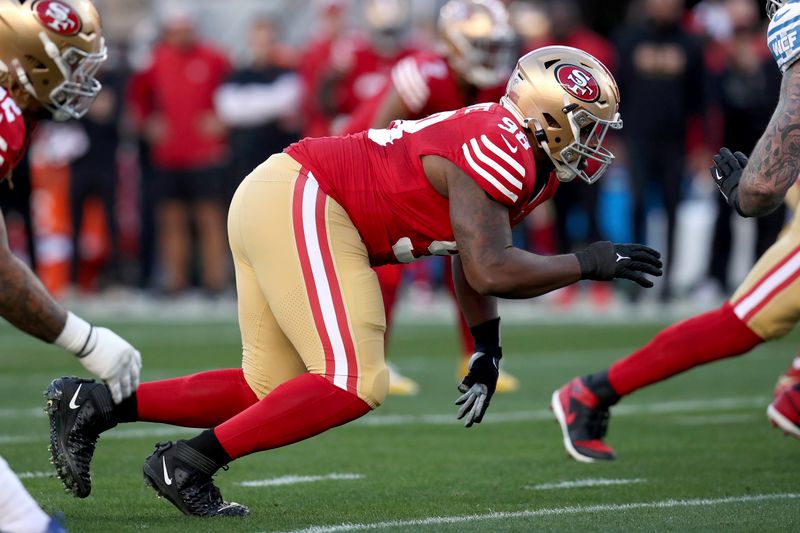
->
[0, 88, 27, 180]
[454, 124, 529, 207]
[390, 53, 450, 114]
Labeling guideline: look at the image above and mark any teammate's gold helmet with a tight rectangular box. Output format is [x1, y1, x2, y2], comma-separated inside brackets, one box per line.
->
[501, 46, 622, 184]
[364, 0, 409, 32]
[0, 0, 107, 121]
[439, 0, 515, 88]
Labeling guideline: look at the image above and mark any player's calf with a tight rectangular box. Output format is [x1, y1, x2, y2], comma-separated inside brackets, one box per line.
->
[45, 377, 117, 498]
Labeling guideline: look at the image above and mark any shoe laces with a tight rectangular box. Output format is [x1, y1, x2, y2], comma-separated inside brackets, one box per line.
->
[185, 471, 225, 511]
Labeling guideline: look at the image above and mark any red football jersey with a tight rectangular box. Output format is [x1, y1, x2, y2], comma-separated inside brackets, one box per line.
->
[342, 50, 506, 135]
[332, 36, 417, 117]
[286, 103, 559, 266]
[0, 86, 27, 180]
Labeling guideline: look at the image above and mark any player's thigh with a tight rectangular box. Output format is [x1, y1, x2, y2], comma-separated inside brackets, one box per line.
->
[228, 162, 306, 399]
[730, 216, 800, 340]
[231, 255, 306, 399]
[232, 156, 388, 407]
[324, 194, 388, 407]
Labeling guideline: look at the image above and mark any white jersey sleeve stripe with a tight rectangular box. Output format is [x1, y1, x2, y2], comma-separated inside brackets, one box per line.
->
[462, 142, 519, 203]
[469, 138, 523, 190]
[391, 59, 429, 113]
[480, 135, 526, 178]
[402, 60, 431, 110]
[404, 59, 430, 100]
[392, 63, 425, 112]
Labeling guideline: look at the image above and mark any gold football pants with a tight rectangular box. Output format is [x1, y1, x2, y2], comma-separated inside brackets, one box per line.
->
[227, 153, 388, 408]
[730, 202, 800, 340]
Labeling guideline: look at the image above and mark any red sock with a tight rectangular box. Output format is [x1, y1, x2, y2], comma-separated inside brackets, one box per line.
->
[136, 369, 258, 427]
[376, 264, 404, 339]
[214, 373, 370, 459]
[608, 303, 763, 396]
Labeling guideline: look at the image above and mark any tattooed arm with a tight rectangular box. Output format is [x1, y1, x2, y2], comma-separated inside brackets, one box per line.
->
[736, 64, 800, 217]
[0, 211, 67, 341]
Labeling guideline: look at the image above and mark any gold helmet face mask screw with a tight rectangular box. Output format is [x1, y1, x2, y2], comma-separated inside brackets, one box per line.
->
[500, 45, 623, 184]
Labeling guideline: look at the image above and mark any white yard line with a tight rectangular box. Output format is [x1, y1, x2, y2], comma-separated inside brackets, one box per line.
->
[0, 395, 770, 443]
[16, 471, 53, 479]
[273, 493, 800, 533]
[356, 396, 768, 427]
[527, 478, 645, 490]
[672, 413, 761, 426]
[238, 473, 364, 488]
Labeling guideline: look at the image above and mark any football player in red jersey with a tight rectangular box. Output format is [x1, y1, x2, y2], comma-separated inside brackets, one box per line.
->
[47, 46, 660, 517]
[550, 0, 800, 463]
[0, 2, 141, 532]
[342, 0, 518, 395]
[320, 0, 418, 133]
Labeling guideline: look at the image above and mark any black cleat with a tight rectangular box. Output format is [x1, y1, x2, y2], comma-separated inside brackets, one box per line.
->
[143, 441, 249, 517]
[45, 377, 117, 497]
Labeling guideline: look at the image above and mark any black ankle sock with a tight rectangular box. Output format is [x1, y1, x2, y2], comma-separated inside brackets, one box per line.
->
[112, 391, 138, 423]
[583, 370, 621, 407]
[470, 317, 501, 354]
[186, 429, 232, 468]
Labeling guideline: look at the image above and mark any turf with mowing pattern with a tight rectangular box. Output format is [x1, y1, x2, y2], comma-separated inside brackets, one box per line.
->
[1, 319, 799, 532]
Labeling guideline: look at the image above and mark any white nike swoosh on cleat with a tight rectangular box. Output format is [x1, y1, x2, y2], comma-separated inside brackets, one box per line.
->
[68, 384, 82, 410]
[162, 457, 173, 485]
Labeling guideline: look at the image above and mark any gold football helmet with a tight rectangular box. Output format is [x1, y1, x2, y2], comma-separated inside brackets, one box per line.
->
[364, 0, 410, 55]
[439, 0, 516, 88]
[0, 0, 107, 121]
[501, 46, 622, 184]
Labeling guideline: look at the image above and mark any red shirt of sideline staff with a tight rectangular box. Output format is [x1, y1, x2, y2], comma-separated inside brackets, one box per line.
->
[130, 26, 230, 170]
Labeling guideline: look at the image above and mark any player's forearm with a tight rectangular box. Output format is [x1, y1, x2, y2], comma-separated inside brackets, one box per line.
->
[0, 252, 67, 342]
[736, 67, 800, 217]
[463, 248, 582, 299]
[452, 256, 498, 326]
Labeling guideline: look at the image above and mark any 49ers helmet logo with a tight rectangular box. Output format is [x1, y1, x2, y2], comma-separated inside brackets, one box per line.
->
[34, 0, 82, 37]
[555, 64, 600, 103]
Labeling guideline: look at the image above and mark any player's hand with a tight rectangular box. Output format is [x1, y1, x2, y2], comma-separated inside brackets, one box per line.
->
[711, 147, 747, 211]
[576, 241, 663, 288]
[78, 328, 142, 404]
[455, 350, 500, 427]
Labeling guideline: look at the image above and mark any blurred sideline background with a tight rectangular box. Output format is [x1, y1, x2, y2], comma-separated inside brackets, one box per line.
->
[1, 0, 786, 323]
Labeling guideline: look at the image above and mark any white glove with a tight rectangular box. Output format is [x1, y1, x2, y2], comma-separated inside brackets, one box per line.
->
[79, 327, 141, 403]
[55, 312, 142, 403]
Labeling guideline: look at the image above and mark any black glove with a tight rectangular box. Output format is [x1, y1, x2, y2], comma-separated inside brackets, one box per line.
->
[575, 241, 663, 288]
[710, 147, 748, 216]
[455, 349, 500, 428]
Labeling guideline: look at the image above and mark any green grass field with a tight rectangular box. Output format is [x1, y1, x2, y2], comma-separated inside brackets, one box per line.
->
[2, 318, 800, 532]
